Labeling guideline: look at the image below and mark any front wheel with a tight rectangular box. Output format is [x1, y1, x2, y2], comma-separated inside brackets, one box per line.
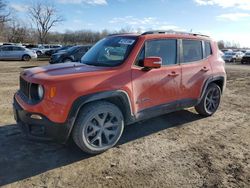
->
[72, 101, 124, 154]
[195, 83, 221, 116]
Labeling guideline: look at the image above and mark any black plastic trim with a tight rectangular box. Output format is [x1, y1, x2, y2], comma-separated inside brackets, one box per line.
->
[13, 97, 70, 143]
[198, 76, 225, 103]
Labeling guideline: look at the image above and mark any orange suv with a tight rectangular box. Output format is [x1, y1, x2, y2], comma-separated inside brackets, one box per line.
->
[13, 31, 226, 154]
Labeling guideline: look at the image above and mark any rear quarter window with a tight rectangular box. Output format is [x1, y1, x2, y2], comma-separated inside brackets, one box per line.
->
[204, 41, 212, 58]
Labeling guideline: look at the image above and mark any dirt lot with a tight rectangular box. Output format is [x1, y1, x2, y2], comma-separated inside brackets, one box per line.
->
[0, 61, 249, 188]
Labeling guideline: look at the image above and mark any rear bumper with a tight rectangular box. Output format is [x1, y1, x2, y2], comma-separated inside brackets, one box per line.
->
[13, 97, 70, 143]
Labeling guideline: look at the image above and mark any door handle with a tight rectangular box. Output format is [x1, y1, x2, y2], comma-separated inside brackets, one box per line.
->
[201, 67, 209, 72]
[168, 71, 179, 77]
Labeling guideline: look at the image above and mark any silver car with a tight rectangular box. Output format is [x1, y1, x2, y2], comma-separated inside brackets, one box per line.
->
[0, 45, 37, 61]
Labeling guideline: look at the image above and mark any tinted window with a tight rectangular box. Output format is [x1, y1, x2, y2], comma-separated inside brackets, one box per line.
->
[204, 41, 212, 58]
[135, 47, 145, 67]
[183, 40, 202, 63]
[1, 46, 12, 51]
[145, 39, 177, 65]
[12, 46, 24, 51]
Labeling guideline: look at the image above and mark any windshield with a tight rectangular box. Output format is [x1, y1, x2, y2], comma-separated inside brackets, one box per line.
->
[81, 36, 137, 67]
[245, 52, 250, 56]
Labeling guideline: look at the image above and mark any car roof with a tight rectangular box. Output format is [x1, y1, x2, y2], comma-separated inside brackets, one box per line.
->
[107, 30, 211, 41]
[0, 45, 25, 48]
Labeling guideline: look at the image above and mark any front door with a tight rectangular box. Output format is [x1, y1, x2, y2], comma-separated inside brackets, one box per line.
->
[131, 39, 181, 116]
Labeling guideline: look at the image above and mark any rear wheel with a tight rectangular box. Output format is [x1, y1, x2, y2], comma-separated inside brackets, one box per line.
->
[195, 83, 221, 116]
[22, 55, 31, 61]
[72, 101, 124, 154]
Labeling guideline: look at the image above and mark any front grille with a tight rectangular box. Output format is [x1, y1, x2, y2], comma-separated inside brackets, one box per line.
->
[19, 76, 40, 103]
[20, 76, 30, 98]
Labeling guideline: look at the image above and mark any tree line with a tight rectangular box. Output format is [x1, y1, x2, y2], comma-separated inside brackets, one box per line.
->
[0, 0, 124, 45]
[0, 0, 245, 48]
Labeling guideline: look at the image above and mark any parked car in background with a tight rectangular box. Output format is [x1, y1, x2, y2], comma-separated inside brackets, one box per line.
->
[32, 44, 62, 56]
[0, 45, 37, 61]
[45, 45, 73, 56]
[222, 51, 244, 62]
[24, 44, 38, 49]
[49, 45, 92, 64]
[241, 51, 250, 64]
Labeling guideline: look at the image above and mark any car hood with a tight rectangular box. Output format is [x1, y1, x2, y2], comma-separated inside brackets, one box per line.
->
[21, 63, 109, 79]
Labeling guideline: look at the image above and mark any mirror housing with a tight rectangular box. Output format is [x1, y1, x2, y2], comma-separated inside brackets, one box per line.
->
[143, 56, 162, 69]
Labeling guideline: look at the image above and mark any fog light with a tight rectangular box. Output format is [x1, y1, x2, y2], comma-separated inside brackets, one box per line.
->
[30, 114, 42, 120]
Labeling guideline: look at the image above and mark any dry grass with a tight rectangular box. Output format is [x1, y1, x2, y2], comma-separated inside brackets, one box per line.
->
[0, 61, 249, 187]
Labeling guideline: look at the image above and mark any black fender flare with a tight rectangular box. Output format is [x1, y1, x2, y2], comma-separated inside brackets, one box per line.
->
[198, 76, 225, 103]
[64, 90, 134, 141]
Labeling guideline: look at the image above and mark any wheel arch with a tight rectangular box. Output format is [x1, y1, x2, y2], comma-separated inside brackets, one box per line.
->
[22, 54, 31, 60]
[199, 76, 225, 103]
[65, 90, 135, 141]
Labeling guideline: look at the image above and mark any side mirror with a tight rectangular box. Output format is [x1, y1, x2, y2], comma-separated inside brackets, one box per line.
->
[143, 56, 162, 69]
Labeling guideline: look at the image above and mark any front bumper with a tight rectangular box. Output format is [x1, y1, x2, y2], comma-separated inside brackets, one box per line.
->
[13, 97, 70, 143]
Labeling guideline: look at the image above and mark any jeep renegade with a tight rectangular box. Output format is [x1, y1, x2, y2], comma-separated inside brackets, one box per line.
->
[13, 31, 226, 154]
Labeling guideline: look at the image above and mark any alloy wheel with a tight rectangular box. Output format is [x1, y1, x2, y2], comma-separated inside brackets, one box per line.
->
[205, 87, 220, 114]
[83, 112, 121, 149]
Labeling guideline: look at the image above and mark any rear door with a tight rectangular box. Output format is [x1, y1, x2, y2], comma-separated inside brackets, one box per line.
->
[131, 39, 182, 114]
[180, 39, 213, 101]
[12, 46, 25, 59]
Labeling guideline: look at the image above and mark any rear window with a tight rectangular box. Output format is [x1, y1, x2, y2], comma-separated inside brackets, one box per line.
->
[183, 40, 203, 63]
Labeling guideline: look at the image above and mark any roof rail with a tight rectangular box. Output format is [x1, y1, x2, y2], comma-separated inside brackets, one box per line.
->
[141, 30, 210, 37]
[107, 33, 137, 36]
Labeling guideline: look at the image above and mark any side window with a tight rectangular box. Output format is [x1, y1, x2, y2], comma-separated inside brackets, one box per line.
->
[145, 39, 177, 65]
[135, 47, 145, 67]
[204, 41, 212, 58]
[12, 47, 24, 51]
[1, 46, 12, 51]
[183, 40, 203, 63]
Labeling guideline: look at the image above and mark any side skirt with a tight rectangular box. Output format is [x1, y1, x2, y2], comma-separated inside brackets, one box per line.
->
[133, 98, 198, 123]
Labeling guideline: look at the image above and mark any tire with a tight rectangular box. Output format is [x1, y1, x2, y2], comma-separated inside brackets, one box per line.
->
[72, 101, 124, 154]
[62, 58, 72, 63]
[195, 83, 221, 116]
[36, 51, 42, 56]
[22, 55, 31, 61]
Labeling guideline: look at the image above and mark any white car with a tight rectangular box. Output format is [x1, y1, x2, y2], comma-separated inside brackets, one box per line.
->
[32, 44, 62, 56]
[0, 45, 37, 61]
[222, 51, 244, 62]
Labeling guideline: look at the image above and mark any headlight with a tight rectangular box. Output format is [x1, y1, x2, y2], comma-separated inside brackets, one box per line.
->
[38, 85, 44, 99]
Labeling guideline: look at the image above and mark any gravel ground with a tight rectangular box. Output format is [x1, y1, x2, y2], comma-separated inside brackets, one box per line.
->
[0, 61, 249, 188]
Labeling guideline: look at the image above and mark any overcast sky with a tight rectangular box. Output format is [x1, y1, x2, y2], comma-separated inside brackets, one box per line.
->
[9, 0, 250, 47]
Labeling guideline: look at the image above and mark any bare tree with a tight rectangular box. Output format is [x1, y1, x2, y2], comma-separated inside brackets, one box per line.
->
[0, 0, 10, 24]
[29, 1, 63, 44]
[7, 19, 28, 43]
